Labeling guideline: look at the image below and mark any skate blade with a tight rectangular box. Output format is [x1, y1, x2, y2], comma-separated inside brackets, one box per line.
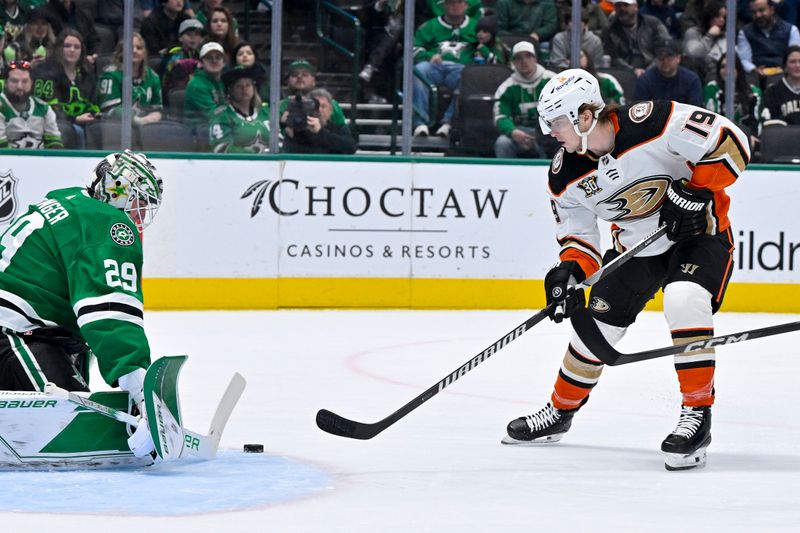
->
[664, 447, 708, 471]
[501, 433, 565, 446]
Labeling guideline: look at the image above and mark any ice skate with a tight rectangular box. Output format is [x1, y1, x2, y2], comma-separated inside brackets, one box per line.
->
[501, 402, 578, 445]
[661, 405, 711, 471]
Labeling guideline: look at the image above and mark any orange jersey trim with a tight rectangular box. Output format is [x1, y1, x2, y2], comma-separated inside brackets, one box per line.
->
[559, 248, 600, 279]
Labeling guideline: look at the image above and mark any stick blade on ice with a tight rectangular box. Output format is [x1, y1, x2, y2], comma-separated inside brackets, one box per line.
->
[316, 409, 381, 440]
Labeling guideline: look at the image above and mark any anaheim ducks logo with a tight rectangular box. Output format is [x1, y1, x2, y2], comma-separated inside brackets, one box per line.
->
[590, 296, 611, 313]
[601, 176, 670, 221]
[629, 101, 654, 123]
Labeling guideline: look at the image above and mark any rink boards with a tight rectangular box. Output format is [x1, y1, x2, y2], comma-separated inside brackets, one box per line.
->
[1, 151, 798, 311]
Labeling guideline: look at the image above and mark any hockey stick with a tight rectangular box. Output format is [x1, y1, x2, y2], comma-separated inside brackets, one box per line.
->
[571, 311, 800, 366]
[316, 225, 667, 440]
[45, 372, 246, 460]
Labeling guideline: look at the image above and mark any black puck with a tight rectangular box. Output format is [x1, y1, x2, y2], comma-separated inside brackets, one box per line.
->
[243, 443, 264, 453]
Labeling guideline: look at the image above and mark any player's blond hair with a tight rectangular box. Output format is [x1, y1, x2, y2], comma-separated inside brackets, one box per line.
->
[593, 103, 621, 123]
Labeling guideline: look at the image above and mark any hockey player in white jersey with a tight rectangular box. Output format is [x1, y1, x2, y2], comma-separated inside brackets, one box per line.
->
[501, 69, 750, 471]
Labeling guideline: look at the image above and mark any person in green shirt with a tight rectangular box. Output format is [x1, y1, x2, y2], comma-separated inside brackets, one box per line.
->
[183, 40, 226, 130]
[278, 59, 346, 128]
[495, 0, 559, 43]
[0, 149, 164, 458]
[492, 41, 555, 158]
[208, 64, 271, 153]
[412, 0, 478, 137]
[96, 32, 162, 126]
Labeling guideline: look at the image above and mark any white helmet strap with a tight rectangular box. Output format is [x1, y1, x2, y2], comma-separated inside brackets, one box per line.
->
[576, 113, 599, 155]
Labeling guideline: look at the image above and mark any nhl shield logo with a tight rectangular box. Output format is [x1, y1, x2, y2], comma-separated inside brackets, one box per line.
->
[0, 170, 19, 224]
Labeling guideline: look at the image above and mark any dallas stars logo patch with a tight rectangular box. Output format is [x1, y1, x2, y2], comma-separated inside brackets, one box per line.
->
[110, 222, 135, 246]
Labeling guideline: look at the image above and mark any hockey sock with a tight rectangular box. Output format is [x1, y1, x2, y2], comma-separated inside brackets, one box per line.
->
[672, 330, 716, 407]
[551, 344, 602, 410]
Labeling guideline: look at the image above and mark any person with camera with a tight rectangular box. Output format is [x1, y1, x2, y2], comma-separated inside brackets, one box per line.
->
[208, 64, 271, 153]
[281, 88, 356, 154]
[278, 59, 347, 130]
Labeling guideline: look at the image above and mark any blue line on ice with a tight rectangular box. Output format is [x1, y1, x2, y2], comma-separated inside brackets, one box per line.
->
[2, 450, 332, 515]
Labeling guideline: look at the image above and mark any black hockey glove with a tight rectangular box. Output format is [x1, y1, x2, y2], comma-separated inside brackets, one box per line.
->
[544, 260, 586, 323]
[659, 179, 713, 242]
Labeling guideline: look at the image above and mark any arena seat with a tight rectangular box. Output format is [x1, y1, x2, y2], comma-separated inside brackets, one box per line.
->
[759, 124, 800, 163]
[452, 64, 512, 157]
[138, 120, 195, 152]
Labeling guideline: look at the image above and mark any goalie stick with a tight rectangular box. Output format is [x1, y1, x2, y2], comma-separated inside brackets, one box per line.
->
[571, 310, 800, 366]
[45, 372, 246, 460]
[316, 225, 668, 440]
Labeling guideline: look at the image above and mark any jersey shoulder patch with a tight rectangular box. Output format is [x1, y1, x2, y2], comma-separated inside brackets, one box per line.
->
[548, 148, 598, 196]
[612, 100, 674, 157]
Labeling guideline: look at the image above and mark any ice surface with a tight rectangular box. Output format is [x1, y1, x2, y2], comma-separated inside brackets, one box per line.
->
[3, 310, 799, 532]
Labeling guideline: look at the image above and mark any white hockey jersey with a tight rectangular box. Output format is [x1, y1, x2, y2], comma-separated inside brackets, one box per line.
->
[547, 100, 750, 279]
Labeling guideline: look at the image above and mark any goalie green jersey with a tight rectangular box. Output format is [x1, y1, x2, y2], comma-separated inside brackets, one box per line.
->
[0, 187, 150, 385]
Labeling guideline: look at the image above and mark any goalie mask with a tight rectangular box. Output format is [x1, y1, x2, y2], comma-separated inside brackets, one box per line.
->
[89, 150, 163, 231]
[538, 69, 605, 154]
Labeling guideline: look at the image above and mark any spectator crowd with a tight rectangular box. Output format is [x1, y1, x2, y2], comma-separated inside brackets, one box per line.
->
[2, 0, 800, 160]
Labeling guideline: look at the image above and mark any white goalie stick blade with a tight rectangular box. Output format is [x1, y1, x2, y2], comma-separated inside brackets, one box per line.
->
[44, 372, 246, 461]
[184, 373, 246, 460]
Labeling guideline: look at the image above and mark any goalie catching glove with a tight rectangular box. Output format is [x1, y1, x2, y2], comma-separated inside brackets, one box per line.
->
[118, 368, 156, 458]
[544, 260, 586, 323]
[659, 179, 713, 241]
